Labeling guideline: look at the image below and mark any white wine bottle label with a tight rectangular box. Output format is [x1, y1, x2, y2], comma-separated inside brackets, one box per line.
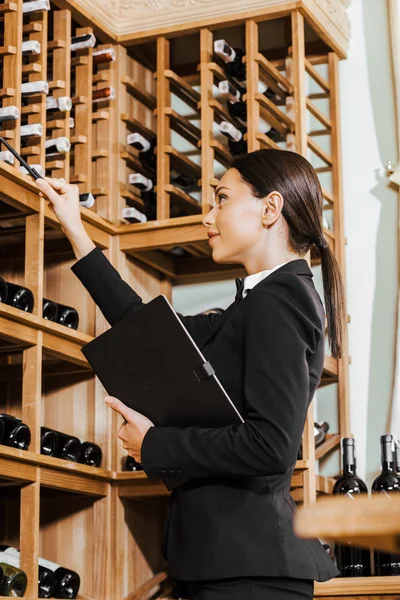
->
[22, 0, 50, 13]
[218, 80, 240, 103]
[22, 40, 41, 55]
[93, 47, 116, 63]
[219, 121, 242, 142]
[21, 81, 49, 95]
[70, 33, 96, 52]
[46, 96, 72, 112]
[0, 151, 15, 165]
[0, 551, 20, 568]
[45, 137, 71, 154]
[0, 106, 20, 122]
[126, 133, 151, 152]
[20, 164, 45, 178]
[122, 206, 147, 223]
[214, 39, 236, 63]
[79, 193, 95, 208]
[0, 547, 19, 558]
[20, 123, 43, 137]
[128, 173, 153, 191]
[38, 557, 61, 571]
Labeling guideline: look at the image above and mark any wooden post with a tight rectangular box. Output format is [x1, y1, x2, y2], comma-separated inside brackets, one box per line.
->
[245, 20, 260, 153]
[156, 37, 171, 220]
[200, 29, 215, 212]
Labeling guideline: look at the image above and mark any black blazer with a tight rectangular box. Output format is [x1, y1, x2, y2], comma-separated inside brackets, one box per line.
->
[71, 247, 340, 583]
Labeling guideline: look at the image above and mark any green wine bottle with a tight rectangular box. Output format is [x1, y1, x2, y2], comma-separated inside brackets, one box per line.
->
[0, 562, 28, 597]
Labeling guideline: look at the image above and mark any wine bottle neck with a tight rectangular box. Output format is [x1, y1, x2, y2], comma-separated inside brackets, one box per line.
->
[342, 442, 357, 475]
[381, 436, 396, 473]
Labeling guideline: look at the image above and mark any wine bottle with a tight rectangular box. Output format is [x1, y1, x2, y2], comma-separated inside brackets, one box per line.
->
[55, 303, 79, 330]
[70, 33, 96, 52]
[218, 121, 247, 157]
[0, 106, 20, 122]
[45, 137, 71, 156]
[218, 80, 242, 104]
[22, 0, 50, 13]
[332, 437, 371, 576]
[0, 547, 55, 598]
[22, 40, 41, 55]
[79, 193, 95, 209]
[20, 123, 43, 138]
[92, 87, 115, 103]
[20, 163, 45, 178]
[40, 426, 59, 456]
[219, 80, 281, 127]
[37, 557, 80, 599]
[42, 298, 59, 322]
[395, 437, 400, 475]
[79, 441, 102, 467]
[297, 421, 329, 460]
[0, 414, 31, 450]
[371, 434, 400, 575]
[41, 427, 81, 462]
[46, 96, 72, 112]
[128, 173, 154, 192]
[21, 81, 49, 95]
[126, 133, 157, 172]
[0, 151, 14, 165]
[122, 206, 148, 224]
[0, 560, 27, 597]
[213, 39, 246, 85]
[93, 47, 116, 64]
[125, 455, 143, 471]
[0, 277, 8, 303]
[3, 281, 34, 312]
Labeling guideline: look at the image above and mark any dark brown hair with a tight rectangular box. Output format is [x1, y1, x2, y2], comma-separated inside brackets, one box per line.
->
[231, 148, 346, 359]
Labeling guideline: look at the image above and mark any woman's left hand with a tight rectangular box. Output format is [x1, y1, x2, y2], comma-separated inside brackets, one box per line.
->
[105, 396, 155, 463]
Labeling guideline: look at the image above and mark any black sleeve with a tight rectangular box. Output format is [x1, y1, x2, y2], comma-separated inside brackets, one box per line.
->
[140, 273, 321, 489]
[71, 245, 224, 341]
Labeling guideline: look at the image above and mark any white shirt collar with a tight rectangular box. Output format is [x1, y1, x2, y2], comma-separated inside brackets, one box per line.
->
[243, 261, 290, 298]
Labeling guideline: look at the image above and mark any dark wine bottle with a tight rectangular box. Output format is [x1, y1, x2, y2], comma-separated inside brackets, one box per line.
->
[79, 441, 102, 467]
[0, 560, 27, 597]
[125, 455, 143, 471]
[128, 173, 154, 192]
[55, 303, 79, 330]
[42, 298, 59, 322]
[22, 0, 50, 14]
[0, 277, 8, 303]
[0, 414, 30, 450]
[38, 557, 80, 599]
[127, 133, 157, 172]
[122, 206, 148, 224]
[70, 33, 96, 52]
[395, 437, 400, 476]
[0, 547, 56, 598]
[371, 434, 400, 575]
[218, 121, 247, 156]
[40, 427, 59, 456]
[79, 193, 95, 209]
[332, 437, 371, 577]
[3, 281, 34, 312]
[213, 39, 246, 85]
[41, 427, 81, 462]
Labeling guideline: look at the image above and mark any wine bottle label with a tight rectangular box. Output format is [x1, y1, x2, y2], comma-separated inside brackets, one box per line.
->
[0, 106, 20, 122]
[214, 39, 236, 63]
[128, 173, 153, 191]
[46, 96, 72, 112]
[218, 80, 240, 103]
[122, 206, 147, 223]
[126, 133, 151, 152]
[79, 193, 95, 208]
[20, 123, 43, 137]
[93, 47, 116, 63]
[22, 0, 50, 13]
[219, 121, 243, 142]
[45, 137, 71, 154]
[20, 164, 45, 178]
[38, 558, 61, 571]
[70, 33, 96, 52]
[21, 81, 49, 95]
[0, 551, 19, 568]
[22, 40, 41, 55]
[0, 151, 15, 165]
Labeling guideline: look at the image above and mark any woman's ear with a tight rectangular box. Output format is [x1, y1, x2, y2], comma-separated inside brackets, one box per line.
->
[261, 191, 284, 227]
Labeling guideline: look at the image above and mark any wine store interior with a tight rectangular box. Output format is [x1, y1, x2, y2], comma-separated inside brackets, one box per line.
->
[0, 0, 400, 598]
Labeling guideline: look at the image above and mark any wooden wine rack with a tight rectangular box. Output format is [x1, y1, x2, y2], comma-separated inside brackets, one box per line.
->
[0, 1, 395, 599]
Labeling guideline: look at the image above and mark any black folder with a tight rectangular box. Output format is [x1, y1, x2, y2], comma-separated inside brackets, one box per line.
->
[81, 294, 244, 427]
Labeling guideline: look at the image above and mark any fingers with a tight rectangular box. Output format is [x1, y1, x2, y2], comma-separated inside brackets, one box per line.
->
[35, 178, 63, 204]
[105, 396, 133, 422]
[41, 176, 66, 190]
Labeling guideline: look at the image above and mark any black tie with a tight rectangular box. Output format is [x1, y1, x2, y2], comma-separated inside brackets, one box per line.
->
[235, 277, 244, 303]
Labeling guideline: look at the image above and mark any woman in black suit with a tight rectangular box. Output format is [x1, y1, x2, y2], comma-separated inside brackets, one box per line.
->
[36, 149, 345, 600]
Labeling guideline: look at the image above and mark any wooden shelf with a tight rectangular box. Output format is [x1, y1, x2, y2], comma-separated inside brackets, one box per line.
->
[314, 576, 400, 596]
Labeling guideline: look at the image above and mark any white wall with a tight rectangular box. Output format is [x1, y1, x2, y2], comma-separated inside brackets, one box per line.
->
[173, 0, 399, 489]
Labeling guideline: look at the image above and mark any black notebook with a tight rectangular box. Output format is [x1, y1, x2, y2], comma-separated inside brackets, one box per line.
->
[81, 294, 244, 427]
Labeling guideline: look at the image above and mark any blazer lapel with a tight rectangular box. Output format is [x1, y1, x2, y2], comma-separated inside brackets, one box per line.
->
[197, 259, 313, 350]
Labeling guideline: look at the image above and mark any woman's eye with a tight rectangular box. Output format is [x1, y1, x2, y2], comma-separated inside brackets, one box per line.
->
[218, 195, 227, 204]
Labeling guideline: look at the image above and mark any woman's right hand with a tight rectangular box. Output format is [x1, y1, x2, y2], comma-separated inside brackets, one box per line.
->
[36, 177, 83, 236]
